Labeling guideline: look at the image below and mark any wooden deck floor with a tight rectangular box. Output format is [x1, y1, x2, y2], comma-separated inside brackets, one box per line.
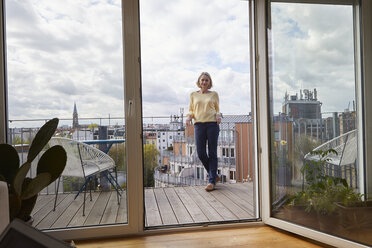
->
[32, 182, 255, 230]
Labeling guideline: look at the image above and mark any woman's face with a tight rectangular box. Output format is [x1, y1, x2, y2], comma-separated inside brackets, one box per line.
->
[199, 75, 210, 90]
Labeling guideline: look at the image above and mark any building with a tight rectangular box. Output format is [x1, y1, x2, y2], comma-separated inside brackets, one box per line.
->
[155, 115, 254, 187]
[283, 89, 322, 120]
[339, 109, 356, 135]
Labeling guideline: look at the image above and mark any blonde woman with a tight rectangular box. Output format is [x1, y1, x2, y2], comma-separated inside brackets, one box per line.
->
[186, 72, 221, 191]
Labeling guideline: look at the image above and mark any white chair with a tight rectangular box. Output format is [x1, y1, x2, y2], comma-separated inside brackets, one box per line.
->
[0, 181, 9, 234]
[49, 137, 122, 216]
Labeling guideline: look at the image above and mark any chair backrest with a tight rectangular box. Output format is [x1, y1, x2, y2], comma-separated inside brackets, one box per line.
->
[49, 137, 116, 178]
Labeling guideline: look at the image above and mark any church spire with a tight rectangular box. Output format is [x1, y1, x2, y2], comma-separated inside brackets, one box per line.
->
[73, 102, 79, 128]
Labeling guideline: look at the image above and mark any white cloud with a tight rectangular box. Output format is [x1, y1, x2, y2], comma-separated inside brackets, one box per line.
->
[6, 0, 124, 126]
[270, 3, 356, 114]
[140, 0, 251, 118]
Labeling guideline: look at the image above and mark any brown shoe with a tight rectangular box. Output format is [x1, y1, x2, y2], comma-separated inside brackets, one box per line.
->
[216, 176, 221, 183]
[205, 183, 215, 192]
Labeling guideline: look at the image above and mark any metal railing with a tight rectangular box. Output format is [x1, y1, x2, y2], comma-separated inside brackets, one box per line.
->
[304, 129, 358, 188]
[9, 115, 251, 190]
[8, 118, 127, 194]
[154, 170, 206, 187]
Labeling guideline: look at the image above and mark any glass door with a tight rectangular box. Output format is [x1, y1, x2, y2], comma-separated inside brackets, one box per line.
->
[263, 0, 371, 247]
[2, 0, 143, 240]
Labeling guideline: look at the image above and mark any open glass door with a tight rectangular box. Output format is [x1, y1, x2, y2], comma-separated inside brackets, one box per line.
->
[139, 0, 260, 229]
[261, 0, 371, 247]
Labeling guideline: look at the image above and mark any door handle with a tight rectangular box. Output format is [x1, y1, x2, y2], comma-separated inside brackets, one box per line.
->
[128, 100, 134, 117]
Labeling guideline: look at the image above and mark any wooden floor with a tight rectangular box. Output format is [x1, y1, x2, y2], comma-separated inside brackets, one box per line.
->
[145, 183, 255, 227]
[32, 183, 254, 229]
[75, 225, 331, 248]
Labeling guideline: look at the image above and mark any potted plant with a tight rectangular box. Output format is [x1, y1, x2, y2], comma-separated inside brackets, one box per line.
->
[308, 177, 359, 235]
[0, 118, 67, 222]
[283, 149, 343, 231]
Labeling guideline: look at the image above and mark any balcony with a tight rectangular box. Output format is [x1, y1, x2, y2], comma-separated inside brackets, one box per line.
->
[8, 116, 256, 230]
[31, 182, 254, 229]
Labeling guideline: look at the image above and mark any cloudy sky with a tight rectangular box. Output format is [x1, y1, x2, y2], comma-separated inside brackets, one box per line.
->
[5, 0, 356, 127]
[270, 2, 356, 115]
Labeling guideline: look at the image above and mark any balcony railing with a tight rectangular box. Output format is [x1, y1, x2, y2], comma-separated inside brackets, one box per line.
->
[154, 170, 206, 187]
[7, 115, 256, 230]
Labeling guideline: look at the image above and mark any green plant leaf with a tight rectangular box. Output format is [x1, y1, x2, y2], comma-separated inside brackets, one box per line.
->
[27, 118, 59, 163]
[0, 144, 20, 184]
[13, 162, 31, 196]
[317, 182, 326, 190]
[21, 173, 51, 199]
[327, 178, 333, 186]
[341, 179, 348, 187]
[36, 145, 66, 184]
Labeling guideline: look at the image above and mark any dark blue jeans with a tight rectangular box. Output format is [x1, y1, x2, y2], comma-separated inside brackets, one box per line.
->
[194, 122, 220, 184]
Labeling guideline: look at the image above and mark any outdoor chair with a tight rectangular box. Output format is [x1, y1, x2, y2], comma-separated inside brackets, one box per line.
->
[49, 137, 123, 216]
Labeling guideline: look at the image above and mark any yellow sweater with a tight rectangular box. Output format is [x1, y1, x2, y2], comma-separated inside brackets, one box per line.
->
[187, 91, 220, 123]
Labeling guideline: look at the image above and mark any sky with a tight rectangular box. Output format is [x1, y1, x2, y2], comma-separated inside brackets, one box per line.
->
[270, 3, 356, 115]
[5, 0, 356, 127]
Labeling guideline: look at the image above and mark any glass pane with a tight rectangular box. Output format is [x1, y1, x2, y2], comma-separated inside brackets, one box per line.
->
[268, 2, 370, 246]
[140, 0, 258, 228]
[6, 0, 127, 229]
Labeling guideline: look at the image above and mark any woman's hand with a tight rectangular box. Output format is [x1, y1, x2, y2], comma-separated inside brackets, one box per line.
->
[186, 117, 192, 126]
[216, 117, 221, 125]
[216, 114, 222, 124]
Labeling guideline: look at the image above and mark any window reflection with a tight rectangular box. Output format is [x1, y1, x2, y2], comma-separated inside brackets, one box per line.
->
[269, 2, 371, 246]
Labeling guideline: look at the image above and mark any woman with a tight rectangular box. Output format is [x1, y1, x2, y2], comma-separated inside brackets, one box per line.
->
[186, 72, 221, 191]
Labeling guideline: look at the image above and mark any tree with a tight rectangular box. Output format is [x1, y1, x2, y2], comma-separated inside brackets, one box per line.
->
[143, 144, 159, 188]
[11, 135, 30, 145]
[293, 134, 321, 178]
[108, 143, 159, 187]
[108, 143, 126, 171]
[88, 123, 98, 130]
[294, 135, 320, 164]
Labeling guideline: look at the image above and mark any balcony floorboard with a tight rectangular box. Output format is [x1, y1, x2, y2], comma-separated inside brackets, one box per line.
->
[32, 182, 255, 229]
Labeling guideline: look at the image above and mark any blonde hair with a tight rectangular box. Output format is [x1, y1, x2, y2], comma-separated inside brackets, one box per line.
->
[196, 72, 213, 89]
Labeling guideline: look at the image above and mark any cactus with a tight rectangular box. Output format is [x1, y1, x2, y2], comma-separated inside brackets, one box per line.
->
[0, 118, 67, 221]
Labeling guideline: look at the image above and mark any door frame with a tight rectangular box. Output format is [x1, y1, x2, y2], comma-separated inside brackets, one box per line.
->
[46, 0, 144, 240]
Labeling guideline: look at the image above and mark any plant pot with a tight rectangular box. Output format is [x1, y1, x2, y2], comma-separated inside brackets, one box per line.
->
[25, 215, 34, 226]
[335, 201, 372, 245]
[336, 201, 372, 229]
[282, 206, 319, 230]
[317, 212, 340, 236]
